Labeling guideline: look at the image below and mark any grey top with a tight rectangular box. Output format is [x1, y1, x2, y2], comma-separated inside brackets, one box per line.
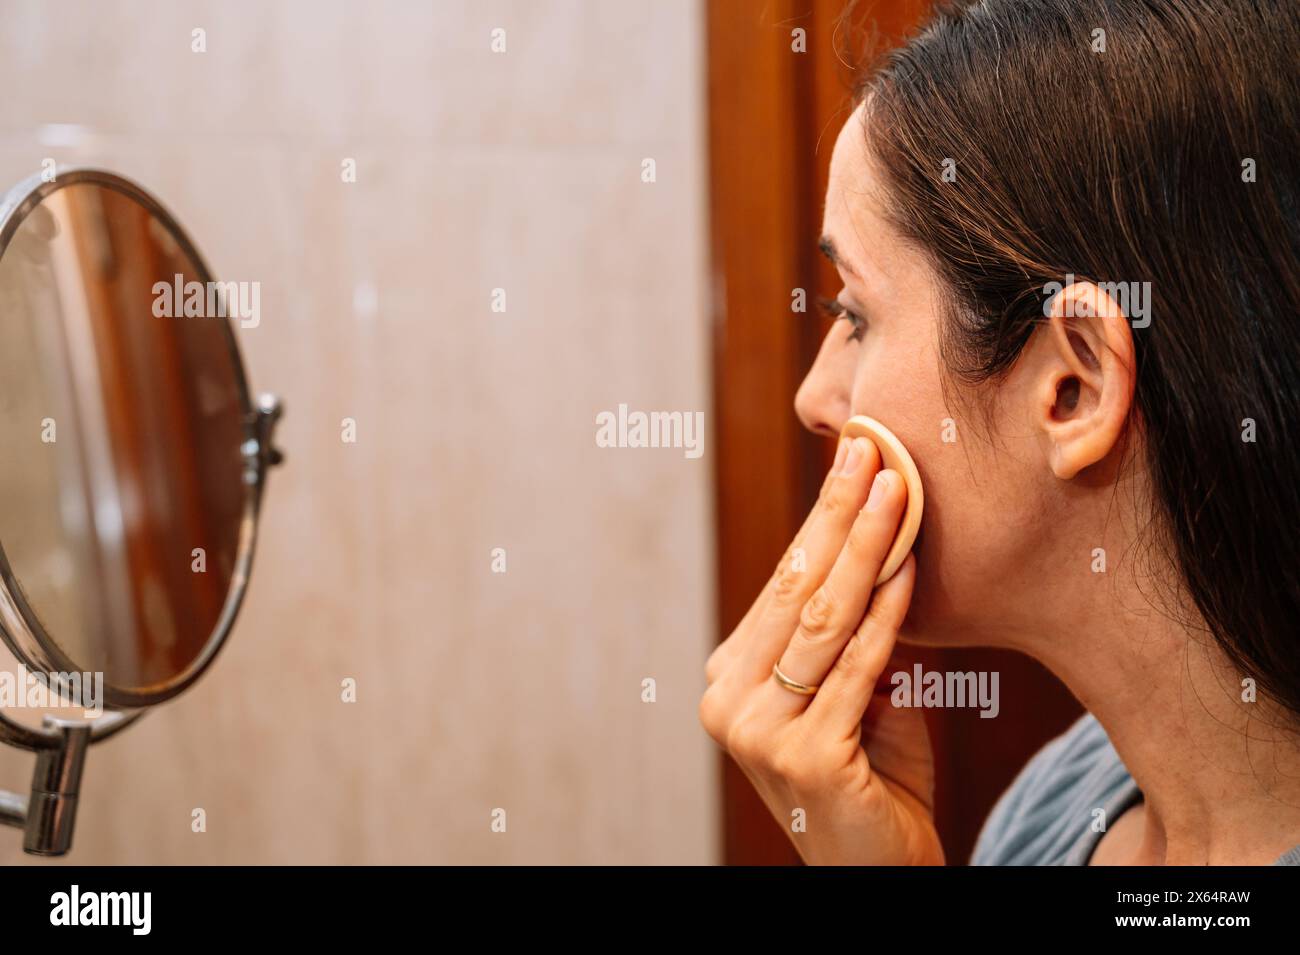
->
[970, 712, 1300, 865]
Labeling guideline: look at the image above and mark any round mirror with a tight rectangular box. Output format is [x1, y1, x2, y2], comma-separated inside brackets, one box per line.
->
[0, 169, 266, 709]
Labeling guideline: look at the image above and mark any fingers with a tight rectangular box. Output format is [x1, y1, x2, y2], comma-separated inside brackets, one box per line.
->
[705, 437, 854, 685]
[746, 436, 858, 621]
[768, 468, 908, 715]
[802, 552, 916, 738]
[735, 436, 882, 684]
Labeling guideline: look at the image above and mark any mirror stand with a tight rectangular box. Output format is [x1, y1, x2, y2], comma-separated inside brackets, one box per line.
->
[0, 709, 140, 855]
[0, 394, 284, 856]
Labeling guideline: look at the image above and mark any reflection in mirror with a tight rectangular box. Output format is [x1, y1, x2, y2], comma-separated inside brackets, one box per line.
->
[0, 181, 246, 697]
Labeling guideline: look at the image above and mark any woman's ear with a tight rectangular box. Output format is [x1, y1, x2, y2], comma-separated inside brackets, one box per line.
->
[1030, 281, 1137, 479]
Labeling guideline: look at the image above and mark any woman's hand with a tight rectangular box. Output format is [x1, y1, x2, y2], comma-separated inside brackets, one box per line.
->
[699, 436, 942, 865]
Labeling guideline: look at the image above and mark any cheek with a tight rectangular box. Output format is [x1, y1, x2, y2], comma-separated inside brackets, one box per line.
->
[848, 323, 947, 481]
[899, 448, 1003, 643]
[895, 420, 1053, 645]
[850, 343, 1026, 644]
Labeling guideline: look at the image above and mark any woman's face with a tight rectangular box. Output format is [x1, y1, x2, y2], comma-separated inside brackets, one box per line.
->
[796, 105, 1084, 648]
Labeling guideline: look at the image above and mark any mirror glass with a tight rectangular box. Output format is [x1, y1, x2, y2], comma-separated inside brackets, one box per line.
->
[0, 179, 247, 697]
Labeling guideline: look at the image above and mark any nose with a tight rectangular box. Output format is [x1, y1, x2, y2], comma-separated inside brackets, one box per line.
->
[794, 328, 853, 438]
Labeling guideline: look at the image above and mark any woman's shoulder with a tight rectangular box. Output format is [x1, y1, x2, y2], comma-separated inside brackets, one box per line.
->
[970, 711, 1137, 866]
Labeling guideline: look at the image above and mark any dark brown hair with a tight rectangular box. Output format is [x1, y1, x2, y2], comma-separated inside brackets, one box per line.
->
[857, 0, 1300, 715]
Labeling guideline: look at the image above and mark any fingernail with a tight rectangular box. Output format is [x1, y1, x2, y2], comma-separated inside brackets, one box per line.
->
[841, 437, 867, 475]
[832, 437, 849, 473]
[866, 469, 891, 510]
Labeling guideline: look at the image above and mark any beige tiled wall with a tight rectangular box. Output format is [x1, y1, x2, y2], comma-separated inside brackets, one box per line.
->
[0, 0, 717, 864]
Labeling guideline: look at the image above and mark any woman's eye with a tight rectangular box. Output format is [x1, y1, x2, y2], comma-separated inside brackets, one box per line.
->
[818, 296, 867, 342]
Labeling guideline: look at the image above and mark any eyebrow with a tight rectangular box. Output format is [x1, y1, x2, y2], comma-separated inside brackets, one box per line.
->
[818, 235, 860, 279]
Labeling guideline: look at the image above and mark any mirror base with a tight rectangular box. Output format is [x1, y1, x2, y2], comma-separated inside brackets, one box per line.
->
[0, 717, 103, 855]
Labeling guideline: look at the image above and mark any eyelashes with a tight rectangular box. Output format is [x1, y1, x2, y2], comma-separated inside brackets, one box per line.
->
[818, 295, 868, 342]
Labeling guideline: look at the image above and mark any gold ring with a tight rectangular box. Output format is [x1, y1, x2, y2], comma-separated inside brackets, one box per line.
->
[772, 662, 819, 696]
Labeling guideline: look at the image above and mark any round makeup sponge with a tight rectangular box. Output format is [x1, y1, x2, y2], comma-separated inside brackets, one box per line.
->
[839, 415, 924, 586]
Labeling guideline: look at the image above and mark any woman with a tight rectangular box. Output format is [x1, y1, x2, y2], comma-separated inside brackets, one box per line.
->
[699, 0, 1300, 865]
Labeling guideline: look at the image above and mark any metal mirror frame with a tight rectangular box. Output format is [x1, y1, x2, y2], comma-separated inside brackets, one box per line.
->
[0, 168, 283, 854]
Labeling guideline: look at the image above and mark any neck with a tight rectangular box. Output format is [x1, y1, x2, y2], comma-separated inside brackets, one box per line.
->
[1023, 573, 1300, 865]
